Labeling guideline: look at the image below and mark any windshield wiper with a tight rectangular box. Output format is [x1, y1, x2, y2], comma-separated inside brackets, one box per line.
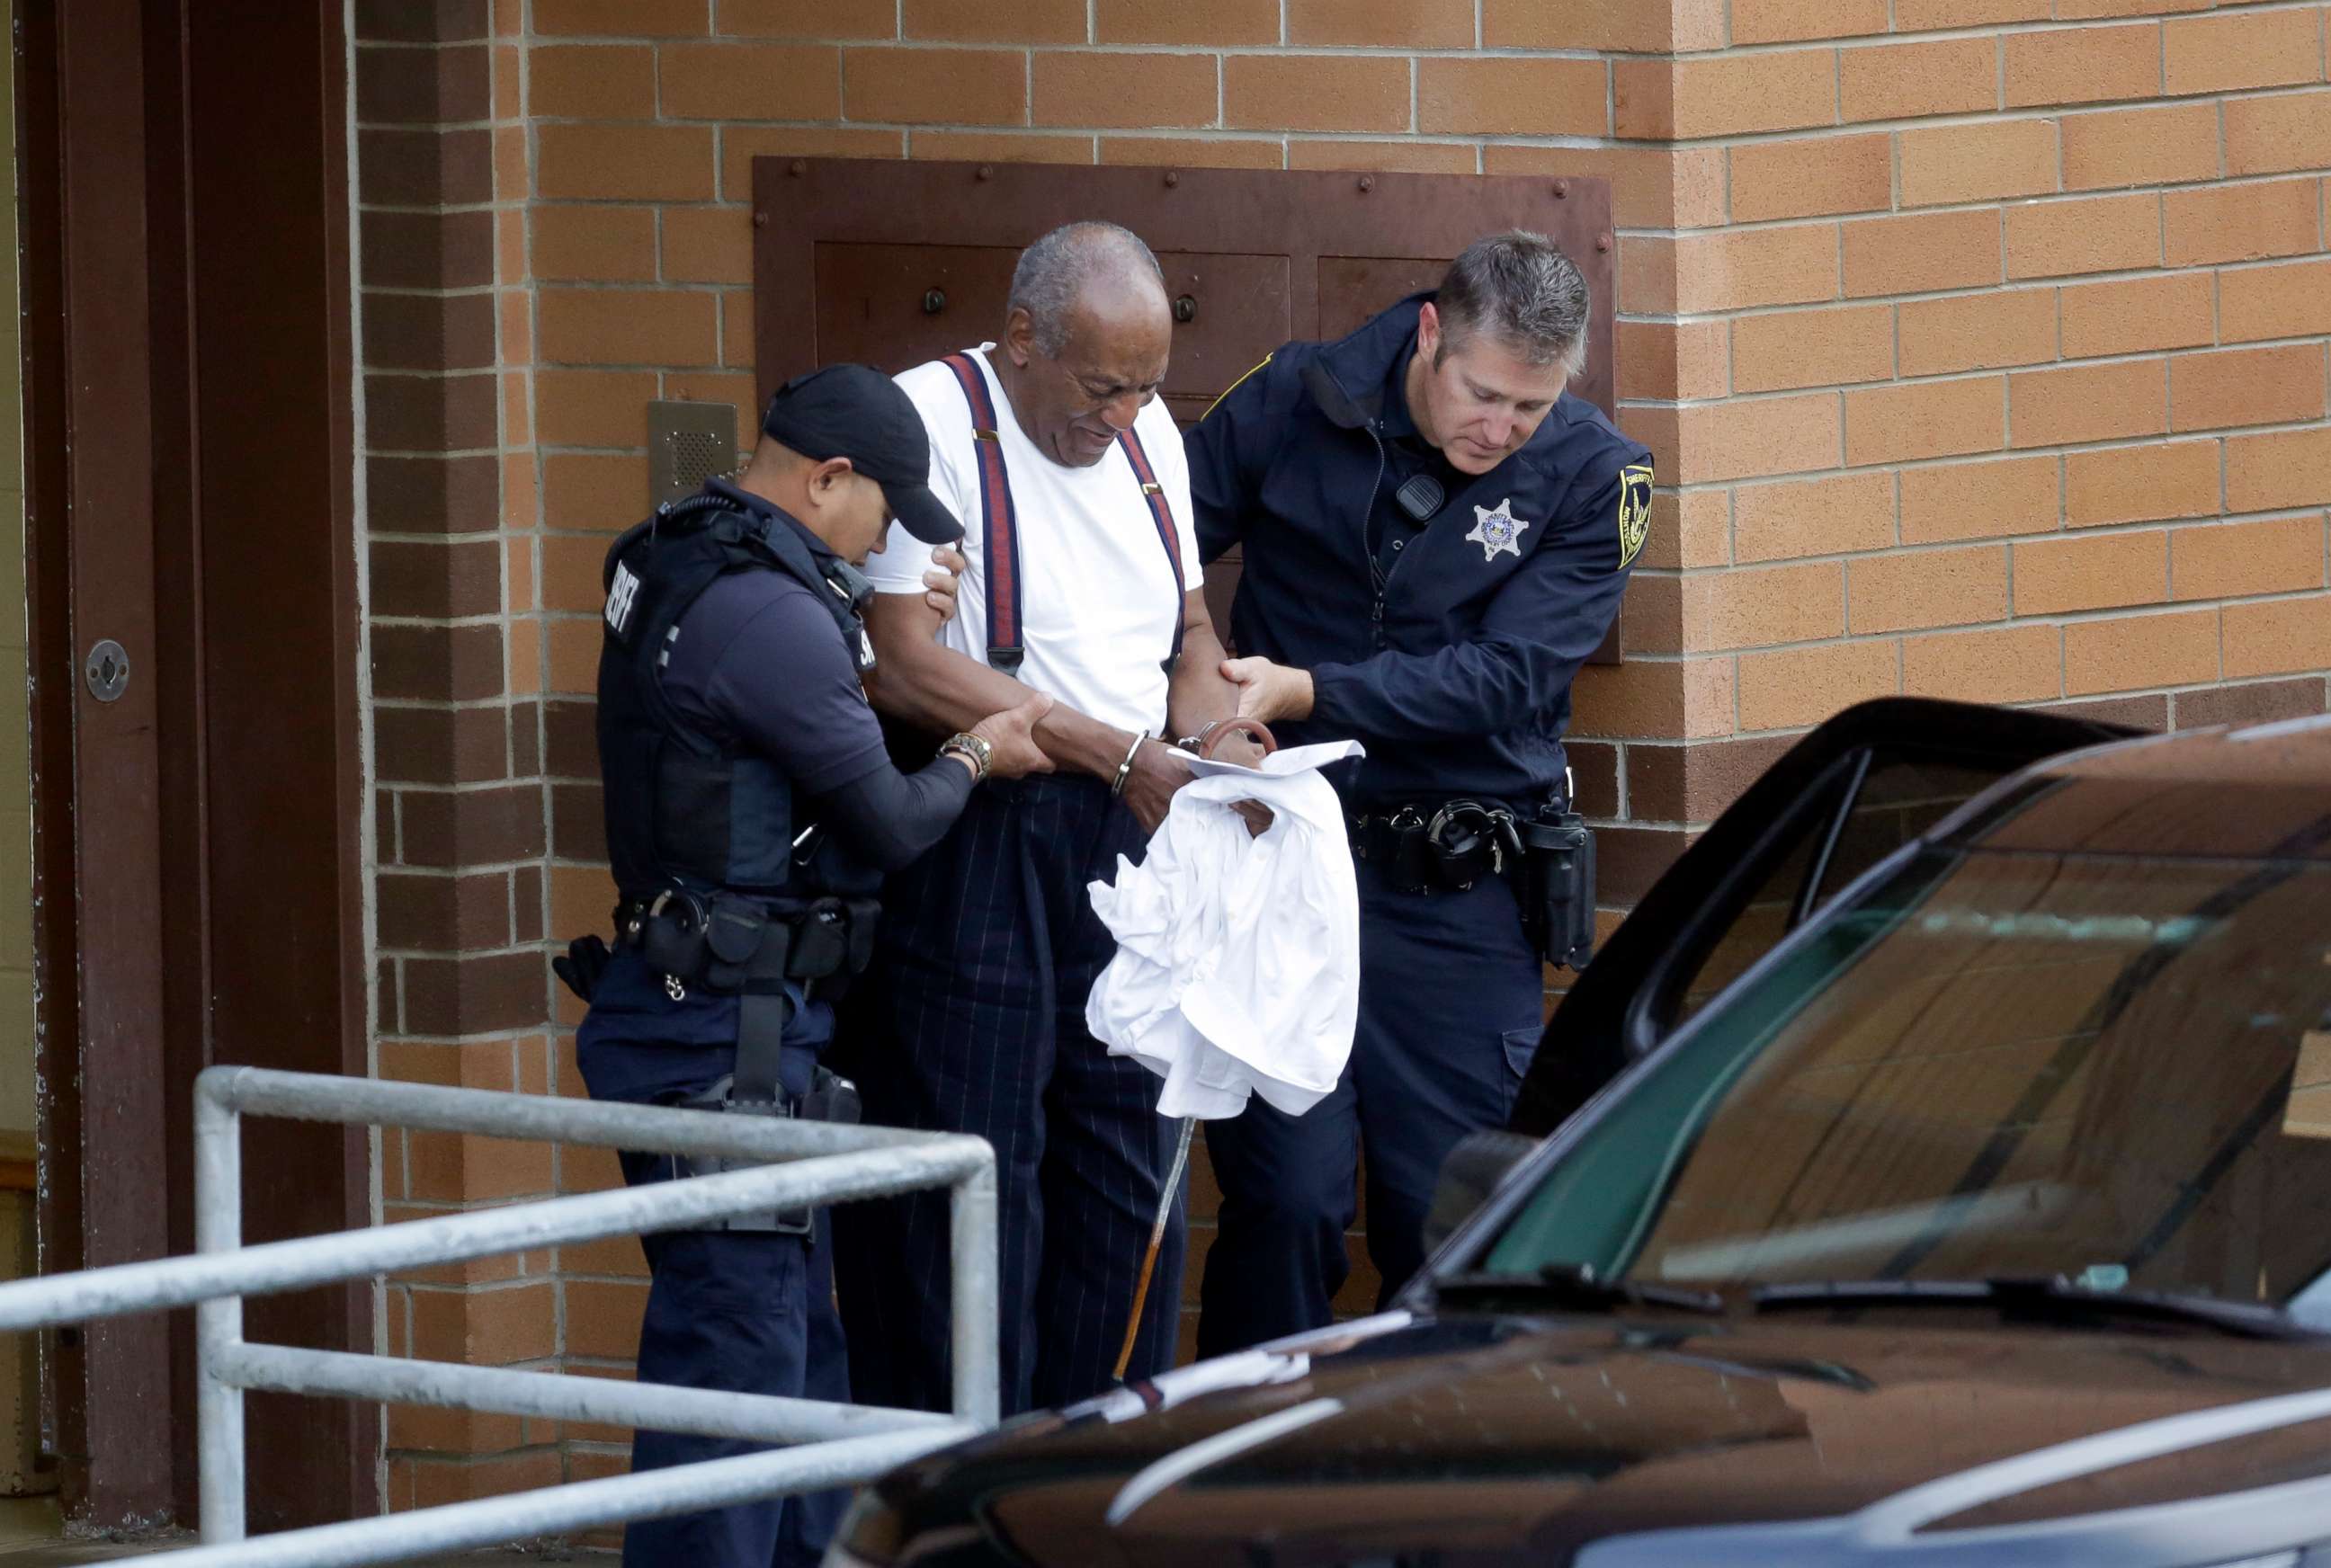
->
[1750, 1276, 2321, 1341]
[1433, 1261, 1726, 1315]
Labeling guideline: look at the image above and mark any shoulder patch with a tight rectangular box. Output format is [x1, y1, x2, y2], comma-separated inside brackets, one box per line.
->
[604, 559, 643, 641]
[1617, 463, 1654, 568]
[1201, 352, 1273, 422]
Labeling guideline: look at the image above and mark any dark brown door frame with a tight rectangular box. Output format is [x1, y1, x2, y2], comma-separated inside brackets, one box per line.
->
[178, 0, 374, 1528]
[20, 0, 178, 1523]
[16, 0, 372, 1529]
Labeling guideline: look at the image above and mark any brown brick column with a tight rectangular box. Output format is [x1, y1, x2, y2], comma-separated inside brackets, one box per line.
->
[354, 0, 567, 1510]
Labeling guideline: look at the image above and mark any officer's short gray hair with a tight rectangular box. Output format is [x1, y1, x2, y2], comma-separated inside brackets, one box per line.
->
[1434, 231, 1591, 380]
[1007, 221, 1167, 358]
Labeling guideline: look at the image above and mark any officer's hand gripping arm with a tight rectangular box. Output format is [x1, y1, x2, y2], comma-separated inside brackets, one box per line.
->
[860, 591, 1152, 786]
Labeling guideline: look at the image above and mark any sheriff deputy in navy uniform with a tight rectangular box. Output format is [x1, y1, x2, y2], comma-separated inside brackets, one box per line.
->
[1183, 229, 1654, 1356]
[558, 365, 1050, 1568]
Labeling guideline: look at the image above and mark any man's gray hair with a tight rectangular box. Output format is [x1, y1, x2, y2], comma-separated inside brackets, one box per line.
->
[1006, 221, 1167, 357]
[1435, 230, 1591, 379]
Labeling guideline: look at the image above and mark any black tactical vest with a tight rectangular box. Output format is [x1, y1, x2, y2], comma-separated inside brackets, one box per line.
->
[595, 486, 874, 904]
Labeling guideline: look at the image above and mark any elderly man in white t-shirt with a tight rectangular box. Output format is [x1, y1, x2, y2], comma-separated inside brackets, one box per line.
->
[833, 222, 1252, 1415]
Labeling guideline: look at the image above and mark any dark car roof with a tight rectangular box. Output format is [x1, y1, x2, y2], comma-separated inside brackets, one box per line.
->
[1945, 713, 2331, 862]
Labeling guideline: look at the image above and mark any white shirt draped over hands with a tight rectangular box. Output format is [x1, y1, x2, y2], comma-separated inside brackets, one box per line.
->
[1085, 741, 1366, 1121]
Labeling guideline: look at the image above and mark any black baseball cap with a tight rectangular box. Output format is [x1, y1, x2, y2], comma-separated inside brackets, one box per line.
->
[762, 363, 964, 545]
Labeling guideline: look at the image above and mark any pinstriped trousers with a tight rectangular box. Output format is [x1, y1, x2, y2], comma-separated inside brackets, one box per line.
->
[832, 774, 1187, 1417]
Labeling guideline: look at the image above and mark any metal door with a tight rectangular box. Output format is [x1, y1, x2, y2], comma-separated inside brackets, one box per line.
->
[754, 159, 1624, 662]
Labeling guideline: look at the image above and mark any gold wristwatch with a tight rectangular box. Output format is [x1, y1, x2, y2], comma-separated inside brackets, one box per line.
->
[940, 732, 992, 782]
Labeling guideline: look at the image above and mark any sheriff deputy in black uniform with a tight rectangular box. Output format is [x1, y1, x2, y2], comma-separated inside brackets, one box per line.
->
[1184, 229, 1653, 1355]
[558, 365, 1051, 1568]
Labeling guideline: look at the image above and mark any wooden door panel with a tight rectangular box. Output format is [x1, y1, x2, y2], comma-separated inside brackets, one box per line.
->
[811, 244, 1294, 409]
[1152, 253, 1291, 402]
[28, 0, 175, 1520]
[813, 243, 1016, 373]
[1318, 256, 1444, 339]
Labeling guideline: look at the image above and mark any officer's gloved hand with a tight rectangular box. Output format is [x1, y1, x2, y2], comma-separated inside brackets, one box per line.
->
[553, 935, 611, 1004]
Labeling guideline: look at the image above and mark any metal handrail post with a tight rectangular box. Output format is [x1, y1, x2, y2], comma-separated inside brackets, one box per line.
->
[193, 1081, 246, 1544]
[951, 1162, 1000, 1429]
[0, 1067, 1007, 1563]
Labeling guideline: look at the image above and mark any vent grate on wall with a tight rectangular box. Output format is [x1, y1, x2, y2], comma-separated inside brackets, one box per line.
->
[648, 400, 740, 505]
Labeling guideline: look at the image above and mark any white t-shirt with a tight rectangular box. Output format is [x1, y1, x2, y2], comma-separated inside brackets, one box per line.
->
[868, 345, 1201, 739]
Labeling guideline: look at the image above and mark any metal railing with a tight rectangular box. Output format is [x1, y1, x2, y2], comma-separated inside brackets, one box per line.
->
[0, 1065, 999, 1566]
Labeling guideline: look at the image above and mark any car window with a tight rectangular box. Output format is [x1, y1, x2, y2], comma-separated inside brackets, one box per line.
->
[1514, 702, 2139, 1140]
[1809, 759, 2008, 907]
[1488, 848, 2331, 1307]
[1670, 757, 2009, 1029]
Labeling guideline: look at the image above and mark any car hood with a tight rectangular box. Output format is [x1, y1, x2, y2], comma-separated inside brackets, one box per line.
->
[850, 1309, 2331, 1567]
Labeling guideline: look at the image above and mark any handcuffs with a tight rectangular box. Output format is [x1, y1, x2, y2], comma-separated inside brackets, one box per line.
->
[1353, 800, 1524, 893]
[1177, 717, 1278, 761]
[1423, 800, 1527, 888]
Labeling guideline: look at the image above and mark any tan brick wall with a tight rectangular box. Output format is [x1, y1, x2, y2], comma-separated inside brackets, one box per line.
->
[1594, 0, 2331, 904]
[353, 0, 2331, 1511]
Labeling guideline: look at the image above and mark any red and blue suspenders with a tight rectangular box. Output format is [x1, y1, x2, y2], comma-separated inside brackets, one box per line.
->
[937, 352, 1186, 682]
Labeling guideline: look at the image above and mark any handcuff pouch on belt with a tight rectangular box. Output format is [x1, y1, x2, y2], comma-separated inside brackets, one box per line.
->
[1353, 801, 1599, 973]
[629, 887, 880, 993]
[1353, 801, 1521, 895]
[624, 886, 878, 1234]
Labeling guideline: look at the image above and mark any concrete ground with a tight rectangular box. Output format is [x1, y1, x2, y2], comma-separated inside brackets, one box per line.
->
[0, 1498, 594, 1564]
[0, 1541, 585, 1565]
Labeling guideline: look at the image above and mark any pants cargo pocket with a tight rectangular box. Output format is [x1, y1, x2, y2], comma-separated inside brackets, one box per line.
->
[1500, 1025, 1542, 1115]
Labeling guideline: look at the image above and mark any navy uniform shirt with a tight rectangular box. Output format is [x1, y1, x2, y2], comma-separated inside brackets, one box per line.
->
[576, 481, 880, 1102]
[1185, 293, 1652, 813]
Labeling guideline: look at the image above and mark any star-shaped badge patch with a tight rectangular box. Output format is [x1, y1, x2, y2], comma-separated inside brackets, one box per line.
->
[1467, 496, 1530, 562]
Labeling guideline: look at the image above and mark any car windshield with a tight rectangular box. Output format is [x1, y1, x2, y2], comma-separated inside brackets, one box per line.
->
[1486, 846, 2331, 1314]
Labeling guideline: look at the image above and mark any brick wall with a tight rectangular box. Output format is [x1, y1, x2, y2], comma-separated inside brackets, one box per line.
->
[1591, 0, 2331, 907]
[356, 0, 579, 1512]
[351, 0, 2331, 1516]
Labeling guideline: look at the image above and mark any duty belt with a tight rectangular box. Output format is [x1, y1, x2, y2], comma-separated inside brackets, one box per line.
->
[612, 887, 877, 1235]
[1349, 800, 1601, 971]
[1348, 800, 1528, 894]
[614, 886, 878, 1104]
[613, 891, 880, 994]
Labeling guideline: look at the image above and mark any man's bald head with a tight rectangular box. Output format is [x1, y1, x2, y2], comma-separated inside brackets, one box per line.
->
[1006, 222, 1168, 358]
